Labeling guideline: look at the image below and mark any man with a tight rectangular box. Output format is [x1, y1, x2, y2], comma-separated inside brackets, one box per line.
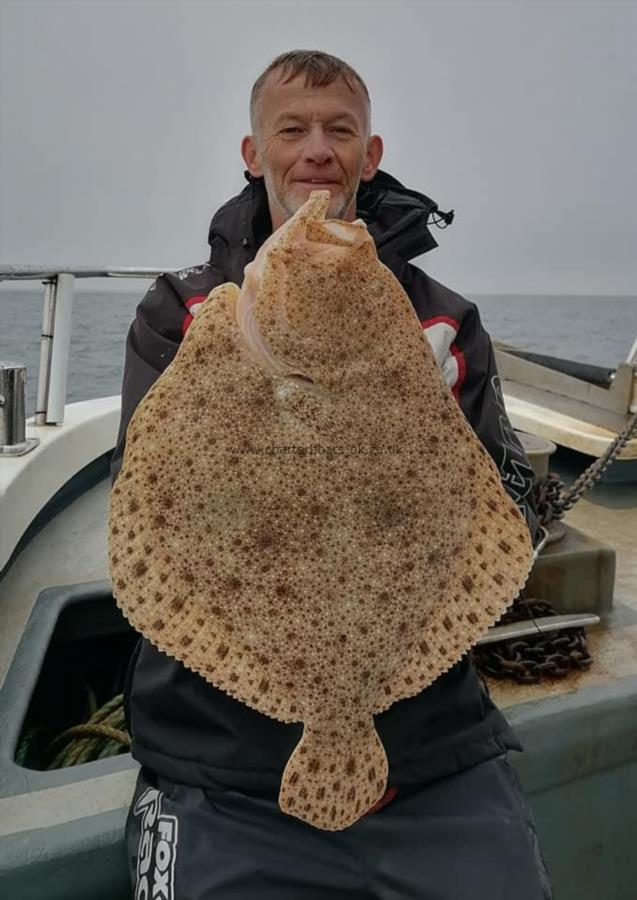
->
[113, 50, 553, 899]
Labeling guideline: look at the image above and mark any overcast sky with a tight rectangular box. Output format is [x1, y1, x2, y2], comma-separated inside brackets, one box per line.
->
[0, 0, 635, 296]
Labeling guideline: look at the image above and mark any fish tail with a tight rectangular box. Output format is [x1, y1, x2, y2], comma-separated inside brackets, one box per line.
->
[278, 719, 388, 831]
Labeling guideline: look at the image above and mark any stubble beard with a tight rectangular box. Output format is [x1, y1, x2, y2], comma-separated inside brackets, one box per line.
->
[263, 166, 360, 225]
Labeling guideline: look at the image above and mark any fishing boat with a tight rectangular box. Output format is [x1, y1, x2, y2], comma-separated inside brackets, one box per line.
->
[1, 267, 635, 900]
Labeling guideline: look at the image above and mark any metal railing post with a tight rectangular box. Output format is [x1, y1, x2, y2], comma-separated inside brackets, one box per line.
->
[35, 279, 56, 425]
[0, 363, 39, 456]
[46, 273, 75, 424]
[0, 265, 176, 427]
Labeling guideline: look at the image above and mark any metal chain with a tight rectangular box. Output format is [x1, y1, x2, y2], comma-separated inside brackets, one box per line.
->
[473, 411, 637, 683]
[472, 460, 585, 682]
[472, 596, 592, 684]
[534, 473, 567, 524]
[525, 410, 637, 532]
[555, 409, 637, 514]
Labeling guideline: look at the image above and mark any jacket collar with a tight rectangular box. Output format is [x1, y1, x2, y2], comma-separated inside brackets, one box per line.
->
[207, 168, 453, 285]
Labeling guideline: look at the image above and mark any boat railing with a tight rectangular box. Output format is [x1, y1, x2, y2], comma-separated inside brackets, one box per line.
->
[0, 267, 177, 437]
[494, 340, 637, 417]
[2, 267, 636, 442]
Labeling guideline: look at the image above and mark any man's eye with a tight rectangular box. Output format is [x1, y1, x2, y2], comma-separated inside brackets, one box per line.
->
[281, 127, 302, 134]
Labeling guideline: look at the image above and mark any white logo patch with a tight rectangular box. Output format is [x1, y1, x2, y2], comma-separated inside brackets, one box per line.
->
[176, 263, 210, 280]
[134, 787, 179, 900]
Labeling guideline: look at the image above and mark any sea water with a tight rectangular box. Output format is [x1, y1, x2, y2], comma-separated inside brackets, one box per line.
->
[0, 288, 635, 416]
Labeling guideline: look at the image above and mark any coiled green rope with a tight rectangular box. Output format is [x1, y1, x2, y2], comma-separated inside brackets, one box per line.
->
[44, 693, 130, 769]
[14, 692, 131, 770]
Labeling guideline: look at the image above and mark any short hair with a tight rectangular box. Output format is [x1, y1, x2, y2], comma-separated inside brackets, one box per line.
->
[250, 49, 371, 137]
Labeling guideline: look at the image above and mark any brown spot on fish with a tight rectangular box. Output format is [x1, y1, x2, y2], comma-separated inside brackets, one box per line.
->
[132, 560, 148, 578]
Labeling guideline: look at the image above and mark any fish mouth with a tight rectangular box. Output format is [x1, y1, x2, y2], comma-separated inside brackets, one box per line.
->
[299, 190, 366, 246]
[234, 191, 367, 380]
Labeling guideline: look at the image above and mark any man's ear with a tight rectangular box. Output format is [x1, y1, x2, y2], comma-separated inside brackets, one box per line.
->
[241, 135, 264, 178]
[360, 135, 384, 183]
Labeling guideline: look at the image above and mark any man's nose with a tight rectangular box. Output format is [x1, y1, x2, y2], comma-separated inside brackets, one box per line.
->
[302, 126, 335, 163]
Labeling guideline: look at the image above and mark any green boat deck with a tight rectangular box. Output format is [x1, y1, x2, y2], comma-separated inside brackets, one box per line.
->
[0, 447, 636, 899]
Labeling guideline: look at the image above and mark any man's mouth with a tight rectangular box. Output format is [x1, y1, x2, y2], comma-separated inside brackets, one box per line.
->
[296, 179, 339, 185]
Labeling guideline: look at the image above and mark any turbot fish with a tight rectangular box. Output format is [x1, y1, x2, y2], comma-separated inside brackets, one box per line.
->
[109, 190, 534, 831]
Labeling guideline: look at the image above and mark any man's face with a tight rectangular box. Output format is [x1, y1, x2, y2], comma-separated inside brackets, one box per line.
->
[242, 71, 383, 230]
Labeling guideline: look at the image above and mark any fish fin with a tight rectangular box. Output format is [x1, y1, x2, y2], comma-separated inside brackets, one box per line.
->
[278, 720, 388, 831]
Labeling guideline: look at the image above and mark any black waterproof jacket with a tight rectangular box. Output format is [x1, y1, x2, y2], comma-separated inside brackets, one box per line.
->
[111, 169, 540, 798]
